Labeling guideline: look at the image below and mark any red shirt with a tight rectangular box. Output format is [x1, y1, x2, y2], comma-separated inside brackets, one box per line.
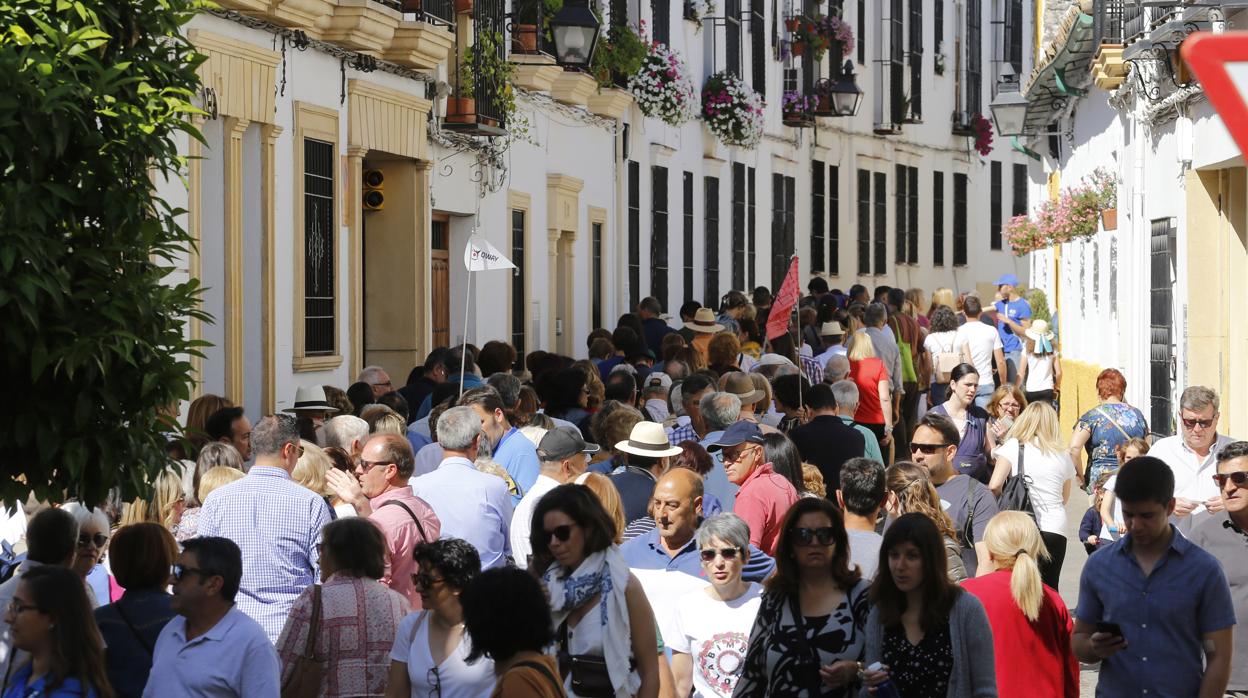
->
[849, 357, 889, 425]
[733, 461, 798, 556]
[962, 570, 1079, 698]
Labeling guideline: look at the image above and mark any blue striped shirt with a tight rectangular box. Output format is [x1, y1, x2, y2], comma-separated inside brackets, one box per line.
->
[198, 466, 332, 643]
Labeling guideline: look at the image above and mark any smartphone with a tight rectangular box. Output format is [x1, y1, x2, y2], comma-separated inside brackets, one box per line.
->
[1096, 621, 1124, 638]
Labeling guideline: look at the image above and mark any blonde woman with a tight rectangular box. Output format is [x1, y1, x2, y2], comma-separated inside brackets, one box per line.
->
[847, 331, 893, 450]
[883, 462, 968, 582]
[198, 466, 245, 503]
[120, 468, 185, 532]
[906, 288, 929, 330]
[928, 287, 956, 317]
[988, 401, 1075, 588]
[360, 405, 405, 436]
[963, 512, 1078, 697]
[292, 439, 337, 513]
[178, 466, 246, 540]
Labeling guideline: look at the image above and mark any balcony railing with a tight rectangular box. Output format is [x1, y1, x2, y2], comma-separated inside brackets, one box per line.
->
[376, 0, 457, 26]
[1093, 0, 1123, 45]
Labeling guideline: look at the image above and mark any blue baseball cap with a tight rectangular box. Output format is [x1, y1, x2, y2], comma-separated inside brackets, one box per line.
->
[994, 273, 1020, 287]
[706, 421, 766, 452]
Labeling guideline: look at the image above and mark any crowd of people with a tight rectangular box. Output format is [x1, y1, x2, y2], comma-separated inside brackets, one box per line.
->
[0, 277, 1244, 698]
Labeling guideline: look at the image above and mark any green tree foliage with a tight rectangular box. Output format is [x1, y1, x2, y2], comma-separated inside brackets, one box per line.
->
[0, 0, 206, 505]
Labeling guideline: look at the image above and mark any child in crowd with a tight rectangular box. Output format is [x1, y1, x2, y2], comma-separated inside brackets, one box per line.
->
[1098, 438, 1151, 546]
[1080, 471, 1114, 554]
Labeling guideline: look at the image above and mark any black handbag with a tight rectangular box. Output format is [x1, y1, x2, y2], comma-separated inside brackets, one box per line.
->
[999, 442, 1038, 525]
[557, 619, 615, 698]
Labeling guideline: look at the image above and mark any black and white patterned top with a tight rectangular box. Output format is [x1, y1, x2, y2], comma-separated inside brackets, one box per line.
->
[732, 578, 870, 697]
[881, 621, 953, 698]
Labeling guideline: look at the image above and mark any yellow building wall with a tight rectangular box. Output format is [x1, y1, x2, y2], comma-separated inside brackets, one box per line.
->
[1185, 169, 1248, 438]
[1059, 359, 1103, 438]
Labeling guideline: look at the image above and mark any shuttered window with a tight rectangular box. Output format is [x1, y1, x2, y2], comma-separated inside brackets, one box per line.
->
[683, 172, 695, 302]
[857, 169, 871, 276]
[303, 138, 335, 356]
[811, 161, 826, 273]
[652, 165, 669, 307]
[953, 172, 968, 265]
[705, 177, 721, 304]
[990, 161, 1002, 250]
[933, 170, 944, 266]
[628, 161, 640, 309]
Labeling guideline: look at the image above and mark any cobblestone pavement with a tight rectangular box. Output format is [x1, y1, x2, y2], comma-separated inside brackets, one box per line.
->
[1058, 487, 1099, 697]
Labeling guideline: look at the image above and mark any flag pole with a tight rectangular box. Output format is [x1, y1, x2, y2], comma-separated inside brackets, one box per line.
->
[460, 267, 472, 394]
[789, 254, 802, 413]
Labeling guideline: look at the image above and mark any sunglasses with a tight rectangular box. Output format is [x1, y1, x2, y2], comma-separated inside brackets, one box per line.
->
[171, 564, 212, 582]
[411, 572, 445, 590]
[700, 547, 742, 562]
[1182, 417, 1217, 429]
[545, 525, 573, 543]
[1213, 471, 1248, 488]
[910, 442, 949, 454]
[793, 527, 836, 546]
[77, 533, 108, 549]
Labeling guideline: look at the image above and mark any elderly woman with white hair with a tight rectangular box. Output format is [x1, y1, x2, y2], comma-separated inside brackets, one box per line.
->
[60, 502, 112, 607]
[669, 513, 764, 697]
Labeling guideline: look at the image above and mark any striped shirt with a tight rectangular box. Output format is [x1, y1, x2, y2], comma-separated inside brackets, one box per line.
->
[198, 465, 333, 643]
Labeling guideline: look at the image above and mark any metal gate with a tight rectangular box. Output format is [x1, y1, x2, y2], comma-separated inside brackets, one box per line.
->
[1149, 218, 1177, 436]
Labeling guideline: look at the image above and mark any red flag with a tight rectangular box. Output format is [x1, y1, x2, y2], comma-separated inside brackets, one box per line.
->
[766, 257, 800, 341]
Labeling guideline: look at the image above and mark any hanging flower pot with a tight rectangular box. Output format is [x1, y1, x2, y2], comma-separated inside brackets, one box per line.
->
[511, 24, 538, 53]
[1101, 208, 1118, 231]
[785, 18, 799, 31]
[446, 97, 477, 124]
[792, 41, 806, 56]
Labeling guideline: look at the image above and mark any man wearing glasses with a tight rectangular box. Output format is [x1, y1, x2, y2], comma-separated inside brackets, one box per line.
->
[1150, 386, 1238, 533]
[145, 537, 279, 697]
[1190, 441, 1248, 698]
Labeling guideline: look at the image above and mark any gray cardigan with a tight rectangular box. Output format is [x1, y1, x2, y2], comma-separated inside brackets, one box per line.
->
[860, 591, 997, 698]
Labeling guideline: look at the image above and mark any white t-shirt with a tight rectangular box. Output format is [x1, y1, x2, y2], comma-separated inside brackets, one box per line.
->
[923, 331, 958, 380]
[953, 321, 1002, 386]
[391, 612, 494, 698]
[668, 583, 764, 698]
[1023, 353, 1056, 392]
[510, 474, 560, 568]
[992, 438, 1075, 534]
[846, 528, 883, 580]
[1099, 474, 1125, 541]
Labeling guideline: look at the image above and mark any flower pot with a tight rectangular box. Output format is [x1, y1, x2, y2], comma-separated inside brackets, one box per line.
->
[400, 0, 421, 10]
[446, 97, 477, 123]
[511, 24, 539, 53]
[1101, 208, 1118, 231]
[785, 18, 799, 31]
[792, 41, 806, 56]
[455, 0, 473, 14]
[813, 93, 833, 116]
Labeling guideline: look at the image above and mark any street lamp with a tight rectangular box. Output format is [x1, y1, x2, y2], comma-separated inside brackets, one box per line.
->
[989, 66, 1029, 136]
[828, 60, 864, 117]
[549, 0, 600, 68]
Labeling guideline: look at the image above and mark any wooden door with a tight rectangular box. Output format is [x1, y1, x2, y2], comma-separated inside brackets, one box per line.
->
[432, 218, 450, 349]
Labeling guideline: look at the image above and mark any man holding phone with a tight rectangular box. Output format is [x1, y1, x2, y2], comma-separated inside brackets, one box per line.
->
[1190, 441, 1248, 697]
[1073, 456, 1236, 697]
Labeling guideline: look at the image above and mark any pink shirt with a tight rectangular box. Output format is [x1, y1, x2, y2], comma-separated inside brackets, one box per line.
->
[733, 462, 798, 556]
[368, 487, 440, 609]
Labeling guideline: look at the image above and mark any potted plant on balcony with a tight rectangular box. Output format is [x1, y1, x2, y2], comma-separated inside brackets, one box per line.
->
[781, 89, 816, 127]
[702, 71, 765, 147]
[589, 23, 647, 88]
[511, 0, 564, 53]
[791, 17, 828, 60]
[629, 41, 699, 125]
[1087, 167, 1118, 230]
[448, 55, 477, 123]
[450, 30, 517, 127]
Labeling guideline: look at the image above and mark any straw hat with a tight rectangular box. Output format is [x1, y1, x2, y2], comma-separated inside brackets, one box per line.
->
[684, 308, 725, 334]
[819, 321, 845, 336]
[1024, 319, 1055, 342]
[615, 421, 683, 458]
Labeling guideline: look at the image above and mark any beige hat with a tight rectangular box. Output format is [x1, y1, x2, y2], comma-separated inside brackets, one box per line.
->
[819, 321, 845, 337]
[1024, 319, 1055, 342]
[684, 307, 725, 334]
[615, 421, 684, 458]
[282, 385, 340, 414]
[722, 372, 764, 405]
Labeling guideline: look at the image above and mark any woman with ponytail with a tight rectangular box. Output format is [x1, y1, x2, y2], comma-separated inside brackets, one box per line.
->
[962, 512, 1078, 698]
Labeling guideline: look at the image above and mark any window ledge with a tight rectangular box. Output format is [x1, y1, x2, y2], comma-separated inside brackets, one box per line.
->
[294, 354, 344, 372]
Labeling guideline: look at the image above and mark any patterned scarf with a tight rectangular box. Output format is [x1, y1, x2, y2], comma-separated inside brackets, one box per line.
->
[542, 547, 638, 698]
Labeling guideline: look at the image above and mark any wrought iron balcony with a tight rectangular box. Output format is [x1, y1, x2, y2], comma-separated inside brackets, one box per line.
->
[376, 0, 457, 26]
[1094, 0, 1124, 45]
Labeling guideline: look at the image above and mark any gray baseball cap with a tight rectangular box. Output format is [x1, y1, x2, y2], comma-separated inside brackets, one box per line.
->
[537, 427, 601, 461]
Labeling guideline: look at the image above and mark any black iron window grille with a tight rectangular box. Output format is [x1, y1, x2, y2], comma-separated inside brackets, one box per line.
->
[990, 160, 1002, 250]
[653, 0, 671, 44]
[966, 0, 982, 117]
[1150, 218, 1176, 435]
[829, 165, 840, 276]
[652, 166, 670, 308]
[771, 174, 795, 290]
[1012, 163, 1028, 218]
[303, 138, 335, 356]
[747, 167, 757, 289]
[751, 0, 766, 96]
[908, 0, 921, 121]
[857, 169, 871, 276]
[628, 161, 641, 310]
[953, 172, 968, 266]
[812, 160, 826, 273]
[873, 171, 887, 274]
[895, 164, 908, 264]
[933, 170, 944, 267]
[1093, 0, 1124, 45]
[906, 166, 918, 263]
[683, 172, 695, 302]
[732, 163, 747, 291]
[592, 221, 603, 330]
[511, 210, 526, 357]
[705, 177, 721, 305]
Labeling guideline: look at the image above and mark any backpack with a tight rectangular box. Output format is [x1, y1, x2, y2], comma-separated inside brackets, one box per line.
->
[934, 335, 960, 384]
[998, 442, 1038, 525]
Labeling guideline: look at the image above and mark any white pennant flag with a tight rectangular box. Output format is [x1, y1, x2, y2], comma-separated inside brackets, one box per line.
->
[463, 235, 516, 272]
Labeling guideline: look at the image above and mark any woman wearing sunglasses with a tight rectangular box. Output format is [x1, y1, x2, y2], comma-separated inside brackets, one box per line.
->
[668, 514, 763, 697]
[529, 484, 660, 698]
[861, 513, 996, 698]
[733, 498, 869, 697]
[883, 463, 968, 583]
[2, 565, 113, 698]
[387, 538, 491, 698]
[276, 517, 409, 697]
[62, 503, 112, 608]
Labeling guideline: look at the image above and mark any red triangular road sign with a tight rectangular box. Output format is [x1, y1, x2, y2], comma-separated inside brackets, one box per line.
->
[1182, 32, 1248, 158]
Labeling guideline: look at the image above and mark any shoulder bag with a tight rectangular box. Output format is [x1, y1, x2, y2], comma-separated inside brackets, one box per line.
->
[998, 442, 1038, 525]
[379, 498, 429, 541]
[935, 335, 960, 384]
[513, 660, 569, 697]
[557, 619, 614, 698]
[280, 584, 325, 698]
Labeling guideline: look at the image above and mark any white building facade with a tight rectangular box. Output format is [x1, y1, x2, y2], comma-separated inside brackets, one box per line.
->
[175, 0, 1033, 416]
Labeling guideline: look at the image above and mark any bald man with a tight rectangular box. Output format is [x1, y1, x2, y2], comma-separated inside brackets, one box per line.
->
[621, 469, 775, 644]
